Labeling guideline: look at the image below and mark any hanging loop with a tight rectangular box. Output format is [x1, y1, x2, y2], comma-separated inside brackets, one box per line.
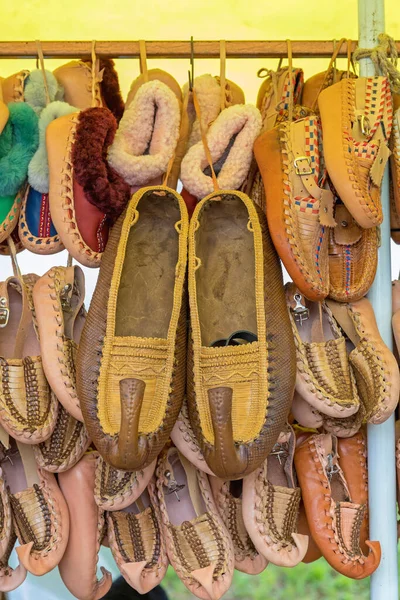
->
[193, 89, 219, 192]
[91, 40, 99, 108]
[7, 236, 22, 280]
[139, 40, 148, 82]
[219, 40, 226, 111]
[286, 39, 293, 123]
[35, 40, 50, 106]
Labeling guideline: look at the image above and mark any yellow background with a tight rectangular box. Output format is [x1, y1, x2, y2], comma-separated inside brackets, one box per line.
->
[1, 0, 399, 103]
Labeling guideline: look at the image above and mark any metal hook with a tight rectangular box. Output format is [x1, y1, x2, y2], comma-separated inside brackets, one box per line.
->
[188, 36, 195, 91]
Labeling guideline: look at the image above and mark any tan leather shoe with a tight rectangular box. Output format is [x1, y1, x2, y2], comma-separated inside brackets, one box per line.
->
[0, 276, 58, 443]
[156, 447, 234, 600]
[301, 69, 356, 114]
[297, 502, 322, 564]
[326, 297, 400, 424]
[295, 432, 380, 578]
[77, 186, 188, 470]
[209, 477, 268, 575]
[242, 425, 308, 567]
[256, 67, 304, 131]
[58, 452, 112, 600]
[2, 70, 30, 103]
[187, 191, 296, 479]
[286, 284, 360, 418]
[291, 392, 323, 429]
[107, 477, 168, 594]
[33, 265, 86, 421]
[254, 115, 336, 302]
[33, 403, 90, 472]
[328, 202, 378, 302]
[319, 77, 392, 228]
[94, 455, 156, 511]
[3, 440, 69, 575]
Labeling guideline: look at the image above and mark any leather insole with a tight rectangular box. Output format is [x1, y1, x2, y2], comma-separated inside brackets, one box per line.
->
[195, 196, 257, 346]
[0, 286, 21, 358]
[115, 192, 180, 339]
[164, 452, 206, 526]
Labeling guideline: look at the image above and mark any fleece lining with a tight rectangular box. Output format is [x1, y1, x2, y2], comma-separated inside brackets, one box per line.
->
[108, 79, 181, 187]
[180, 104, 262, 199]
[24, 70, 64, 115]
[28, 101, 77, 194]
[0, 103, 39, 197]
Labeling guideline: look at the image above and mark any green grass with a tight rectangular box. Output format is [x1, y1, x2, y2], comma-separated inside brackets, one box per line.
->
[162, 554, 388, 600]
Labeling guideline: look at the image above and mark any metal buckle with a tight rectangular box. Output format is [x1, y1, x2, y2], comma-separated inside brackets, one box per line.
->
[326, 453, 340, 480]
[0, 299, 9, 328]
[294, 156, 313, 175]
[291, 293, 310, 326]
[357, 114, 371, 137]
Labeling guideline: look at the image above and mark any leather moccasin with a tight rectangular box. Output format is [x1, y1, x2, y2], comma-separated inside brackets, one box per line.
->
[242, 425, 308, 567]
[33, 403, 90, 472]
[328, 201, 378, 302]
[256, 66, 304, 132]
[53, 59, 124, 121]
[0, 275, 58, 443]
[107, 477, 168, 595]
[47, 106, 130, 268]
[286, 284, 360, 418]
[297, 502, 322, 564]
[110, 72, 184, 192]
[2, 69, 62, 112]
[319, 76, 392, 228]
[209, 477, 268, 575]
[77, 186, 188, 470]
[33, 265, 86, 421]
[291, 392, 323, 429]
[3, 440, 69, 575]
[187, 191, 296, 479]
[94, 455, 156, 512]
[326, 297, 400, 424]
[301, 69, 356, 114]
[156, 447, 234, 600]
[0, 534, 27, 592]
[58, 452, 112, 600]
[294, 432, 380, 579]
[392, 280, 400, 356]
[254, 115, 336, 301]
[390, 103, 400, 242]
[323, 407, 365, 439]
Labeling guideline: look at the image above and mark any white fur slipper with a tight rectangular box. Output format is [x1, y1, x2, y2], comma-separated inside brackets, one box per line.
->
[28, 101, 78, 194]
[108, 79, 181, 187]
[180, 104, 262, 199]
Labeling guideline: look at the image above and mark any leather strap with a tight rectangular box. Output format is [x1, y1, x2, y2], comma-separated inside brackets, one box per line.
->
[139, 40, 148, 82]
[17, 441, 40, 488]
[325, 300, 360, 348]
[192, 89, 219, 191]
[287, 39, 293, 123]
[219, 40, 226, 112]
[180, 453, 204, 517]
[35, 40, 50, 106]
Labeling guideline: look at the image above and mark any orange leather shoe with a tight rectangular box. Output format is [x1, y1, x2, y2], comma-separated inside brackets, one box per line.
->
[58, 452, 112, 600]
[294, 432, 380, 578]
[319, 76, 392, 228]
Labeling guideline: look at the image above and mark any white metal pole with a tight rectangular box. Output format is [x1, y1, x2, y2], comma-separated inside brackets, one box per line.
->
[358, 1, 399, 598]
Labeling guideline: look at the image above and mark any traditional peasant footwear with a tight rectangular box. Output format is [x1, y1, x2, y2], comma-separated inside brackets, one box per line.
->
[254, 114, 336, 302]
[319, 76, 393, 228]
[33, 403, 90, 472]
[0, 275, 58, 443]
[33, 265, 86, 421]
[171, 399, 216, 476]
[180, 104, 261, 201]
[209, 477, 268, 575]
[47, 106, 130, 267]
[187, 191, 295, 479]
[58, 452, 112, 600]
[323, 406, 365, 439]
[294, 432, 380, 579]
[108, 78, 182, 191]
[53, 58, 124, 121]
[94, 455, 156, 511]
[2, 69, 63, 113]
[20, 101, 77, 254]
[256, 66, 304, 131]
[390, 103, 400, 242]
[242, 425, 308, 567]
[107, 477, 168, 594]
[286, 283, 360, 418]
[328, 201, 378, 302]
[326, 297, 400, 424]
[77, 186, 188, 470]
[297, 502, 322, 564]
[291, 392, 323, 429]
[3, 440, 69, 576]
[0, 534, 27, 592]
[156, 447, 234, 600]
[301, 69, 356, 114]
[0, 102, 38, 243]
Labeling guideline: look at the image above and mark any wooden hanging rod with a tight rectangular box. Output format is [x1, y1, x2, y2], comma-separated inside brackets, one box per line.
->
[0, 39, 392, 59]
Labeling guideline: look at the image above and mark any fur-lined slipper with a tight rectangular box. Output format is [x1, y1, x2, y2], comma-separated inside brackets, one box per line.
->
[53, 59, 124, 122]
[108, 79, 182, 190]
[48, 107, 130, 268]
[2, 70, 63, 114]
[19, 101, 77, 254]
[180, 104, 262, 199]
[0, 103, 38, 243]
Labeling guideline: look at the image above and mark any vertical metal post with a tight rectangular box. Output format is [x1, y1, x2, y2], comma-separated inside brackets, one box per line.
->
[358, 1, 399, 598]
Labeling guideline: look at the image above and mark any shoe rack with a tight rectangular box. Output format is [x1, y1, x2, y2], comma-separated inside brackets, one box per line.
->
[0, 0, 396, 597]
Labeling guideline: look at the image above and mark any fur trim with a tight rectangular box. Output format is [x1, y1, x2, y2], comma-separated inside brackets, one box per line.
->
[0, 103, 39, 196]
[28, 101, 77, 194]
[72, 107, 130, 222]
[180, 104, 262, 199]
[108, 80, 181, 187]
[24, 70, 64, 115]
[99, 59, 125, 122]
[183, 74, 222, 149]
